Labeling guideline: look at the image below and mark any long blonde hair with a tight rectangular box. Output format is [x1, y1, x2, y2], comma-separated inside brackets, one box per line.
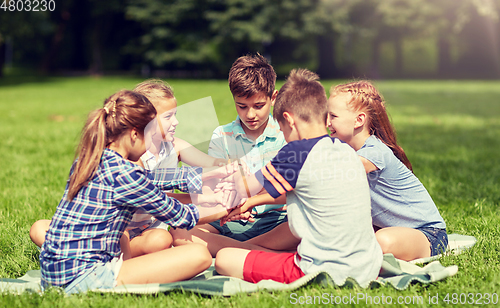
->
[330, 81, 413, 171]
[67, 90, 156, 200]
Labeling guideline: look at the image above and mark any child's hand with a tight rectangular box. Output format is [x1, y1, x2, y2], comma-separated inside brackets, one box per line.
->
[216, 162, 251, 199]
[237, 159, 251, 176]
[213, 158, 229, 167]
[220, 206, 256, 225]
[202, 161, 239, 181]
[191, 185, 223, 206]
[215, 180, 246, 210]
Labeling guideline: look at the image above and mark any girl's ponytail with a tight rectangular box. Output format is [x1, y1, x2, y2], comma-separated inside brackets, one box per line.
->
[366, 94, 413, 171]
[67, 109, 107, 200]
[67, 90, 156, 201]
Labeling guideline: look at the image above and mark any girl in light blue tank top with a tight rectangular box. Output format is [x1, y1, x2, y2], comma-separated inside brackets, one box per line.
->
[326, 80, 447, 261]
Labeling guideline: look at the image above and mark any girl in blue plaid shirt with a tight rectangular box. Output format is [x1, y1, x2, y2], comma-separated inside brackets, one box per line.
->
[40, 90, 233, 294]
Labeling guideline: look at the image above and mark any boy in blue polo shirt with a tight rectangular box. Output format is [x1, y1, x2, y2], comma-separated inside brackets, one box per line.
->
[215, 69, 382, 287]
[171, 54, 288, 254]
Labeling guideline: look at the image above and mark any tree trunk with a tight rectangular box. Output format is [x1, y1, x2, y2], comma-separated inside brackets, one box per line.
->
[316, 33, 337, 79]
[0, 41, 5, 78]
[370, 35, 381, 78]
[40, 11, 70, 73]
[394, 31, 403, 77]
[71, 0, 88, 70]
[437, 34, 451, 77]
[89, 18, 103, 75]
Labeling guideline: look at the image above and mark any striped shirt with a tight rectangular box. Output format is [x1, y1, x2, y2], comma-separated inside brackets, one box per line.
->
[256, 136, 383, 287]
[40, 148, 202, 288]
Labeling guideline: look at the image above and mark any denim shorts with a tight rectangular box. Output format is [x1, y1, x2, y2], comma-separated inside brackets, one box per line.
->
[63, 255, 123, 294]
[209, 210, 287, 241]
[417, 227, 448, 256]
[127, 220, 170, 240]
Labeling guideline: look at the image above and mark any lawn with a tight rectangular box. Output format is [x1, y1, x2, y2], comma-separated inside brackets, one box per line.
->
[0, 76, 499, 307]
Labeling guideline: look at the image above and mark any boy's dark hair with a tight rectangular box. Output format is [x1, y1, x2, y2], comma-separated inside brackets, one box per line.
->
[228, 53, 276, 99]
[274, 69, 327, 124]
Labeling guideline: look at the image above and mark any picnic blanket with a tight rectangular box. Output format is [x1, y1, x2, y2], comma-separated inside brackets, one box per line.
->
[410, 233, 477, 264]
[0, 233, 475, 296]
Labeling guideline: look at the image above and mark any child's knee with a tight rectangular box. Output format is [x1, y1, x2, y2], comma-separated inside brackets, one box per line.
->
[169, 227, 187, 244]
[375, 230, 395, 253]
[214, 248, 233, 275]
[145, 229, 173, 252]
[214, 249, 226, 274]
[29, 219, 50, 247]
[169, 227, 205, 246]
[189, 244, 212, 270]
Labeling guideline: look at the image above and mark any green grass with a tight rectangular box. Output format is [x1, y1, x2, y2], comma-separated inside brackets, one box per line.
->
[1, 76, 499, 307]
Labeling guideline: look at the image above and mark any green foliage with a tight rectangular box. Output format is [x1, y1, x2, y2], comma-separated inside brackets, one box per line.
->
[3, 0, 500, 77]
[125, 0, 218, 69]
[124, 0, 324, 74]
[0, 77, 499, 306]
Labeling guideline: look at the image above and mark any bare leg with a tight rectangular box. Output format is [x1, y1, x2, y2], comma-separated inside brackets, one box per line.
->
[29, 219, 51, 247]
[245, 222, 299, 251]
[214, 248, 251, 279]
[129, 228, 173, 258]
[116, 243, 212, 285]
[120, 231, 132, 261]
[171, 224, 274, 257]
[375, 227, 431, 261]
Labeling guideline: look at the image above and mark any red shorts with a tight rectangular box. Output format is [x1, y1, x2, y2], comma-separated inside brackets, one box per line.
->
[243, 250, 305, 284]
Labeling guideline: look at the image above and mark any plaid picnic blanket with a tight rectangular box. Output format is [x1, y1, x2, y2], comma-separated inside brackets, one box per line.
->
[0, 233, 474, 296]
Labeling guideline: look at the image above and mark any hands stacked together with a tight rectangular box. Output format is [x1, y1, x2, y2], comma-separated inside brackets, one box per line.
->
[197, 160, 256, 224]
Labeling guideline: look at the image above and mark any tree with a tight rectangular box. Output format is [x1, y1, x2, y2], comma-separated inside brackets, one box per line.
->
[369, 0, 500, 78]
[437, 0, 500, 77]
[125, 0, 219, 75]
[304, 0, 359, 78]
[125, 0, 331, 76]
[205, 0, 323, 75]
[0, 8, 52, 76]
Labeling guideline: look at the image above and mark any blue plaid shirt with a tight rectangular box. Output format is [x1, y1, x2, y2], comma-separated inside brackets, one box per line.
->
[40, 148, 202, 288]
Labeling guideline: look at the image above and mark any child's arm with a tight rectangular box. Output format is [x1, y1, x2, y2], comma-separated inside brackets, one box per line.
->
[166, 192, 192, 204]
[220, 166, 264, 204]
[166, 186, 232, 224]
[218, 142, 301, 221]
[166, 183, 225, 205]
[359, 156, 379, 174]
[117, 169, 200, 230]
[150, 163, 238, 195]
[196, 204, 230, 225]
[150, 166, 203, 194]
[174, 137, 227, 167]
[165, 193, 232, 225]
[221, 191, 286, 224]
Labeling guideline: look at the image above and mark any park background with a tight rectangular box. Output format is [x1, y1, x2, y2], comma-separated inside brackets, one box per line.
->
[2, 0, 500, 79]
[1, 0, 500, 307]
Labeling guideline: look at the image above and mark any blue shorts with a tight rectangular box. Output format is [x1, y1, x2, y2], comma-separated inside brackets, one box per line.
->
[62, 256, 123, 294]
[209, 210, 287, 241]
[417, 227, 448, 256]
